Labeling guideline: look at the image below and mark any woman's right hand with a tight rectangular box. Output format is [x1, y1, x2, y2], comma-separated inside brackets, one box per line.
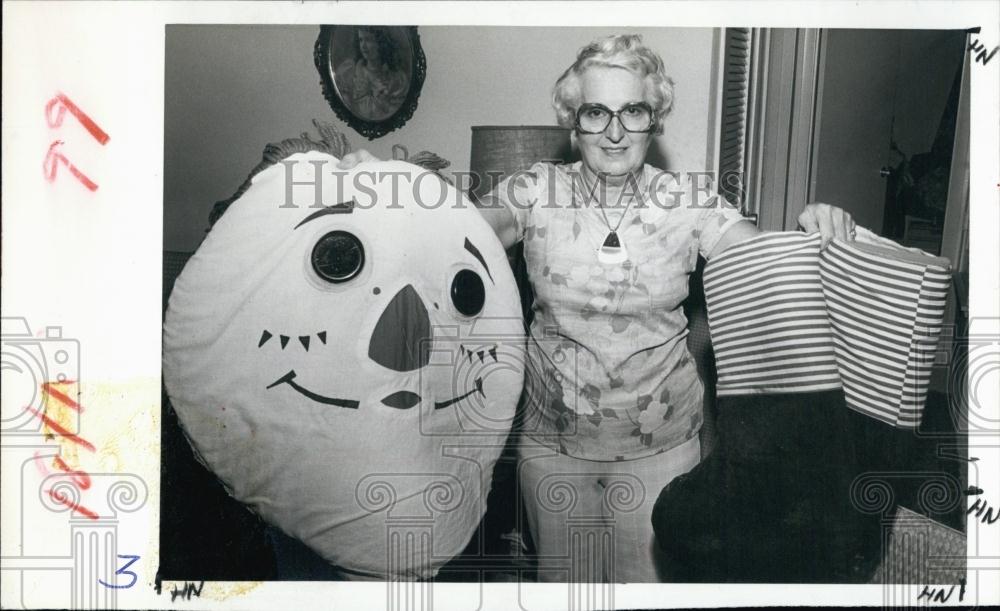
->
[337, 149, 381, 169]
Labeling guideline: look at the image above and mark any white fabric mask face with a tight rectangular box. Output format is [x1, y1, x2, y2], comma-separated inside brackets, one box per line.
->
[164, 152, 524, 579]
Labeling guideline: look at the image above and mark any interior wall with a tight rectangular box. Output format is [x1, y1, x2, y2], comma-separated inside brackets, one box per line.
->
[891, 30, 967, 157]
[164, 25, 718, 253]
[811, 29, 965, 234]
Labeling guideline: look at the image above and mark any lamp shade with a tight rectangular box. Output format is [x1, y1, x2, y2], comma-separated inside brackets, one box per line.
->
[469, 126, 574, 200]
[468, 126, 575, 325]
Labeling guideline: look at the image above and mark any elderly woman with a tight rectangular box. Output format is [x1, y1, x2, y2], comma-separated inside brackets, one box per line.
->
[341, 34, 854, 583]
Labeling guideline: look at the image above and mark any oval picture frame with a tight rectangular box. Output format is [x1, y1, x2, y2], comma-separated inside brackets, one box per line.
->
[314, 25, 426, 140]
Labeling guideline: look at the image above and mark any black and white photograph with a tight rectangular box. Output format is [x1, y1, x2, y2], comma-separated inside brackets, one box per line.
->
[2, 2, 998, 610]
[160, 22, 972, 587]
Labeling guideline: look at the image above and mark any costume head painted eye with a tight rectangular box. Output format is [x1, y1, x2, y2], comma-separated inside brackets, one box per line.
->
[163, 150, 524, 580]
[450, 269, 485, 316]
[312, 230, 364, 283]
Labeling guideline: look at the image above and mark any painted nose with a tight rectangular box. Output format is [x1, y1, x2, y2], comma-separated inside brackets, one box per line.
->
[368, 284, 432, 372]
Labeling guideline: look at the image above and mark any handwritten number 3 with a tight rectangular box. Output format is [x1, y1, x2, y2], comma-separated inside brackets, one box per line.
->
[98, 554, 139, 589]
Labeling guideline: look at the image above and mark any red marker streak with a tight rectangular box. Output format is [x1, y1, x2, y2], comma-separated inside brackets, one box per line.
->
[45, 93, 110, 145]
[47, 488, 99, 520]
[44, 141, 99, 192]
[33, 452, 92, 490]
[25, 407, 95, 452]
[53, 455, 92, 490]
[42, 382, 83, 413]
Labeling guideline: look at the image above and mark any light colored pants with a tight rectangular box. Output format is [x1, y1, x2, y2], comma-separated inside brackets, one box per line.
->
[517, 435, 701, 583]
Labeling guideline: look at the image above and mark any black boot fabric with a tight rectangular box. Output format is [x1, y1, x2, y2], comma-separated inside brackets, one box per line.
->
[653, 233, 877, 582]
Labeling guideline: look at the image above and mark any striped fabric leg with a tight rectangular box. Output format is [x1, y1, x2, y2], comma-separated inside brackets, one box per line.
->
[652, 232, 876, 582]
[703, 232, 842, 398]
[819, 232, 952, 428]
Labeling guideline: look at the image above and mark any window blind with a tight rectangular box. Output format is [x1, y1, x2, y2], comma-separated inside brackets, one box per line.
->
[718, 28, 753, 217]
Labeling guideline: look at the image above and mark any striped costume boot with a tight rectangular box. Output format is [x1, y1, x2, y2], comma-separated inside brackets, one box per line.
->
[651, 231, 951, 582]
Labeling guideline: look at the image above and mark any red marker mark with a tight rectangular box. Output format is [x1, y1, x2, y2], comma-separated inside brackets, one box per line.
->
[44, 141, 99, 191]
[47, 488, 99, 520]
[45, 93, 110, 145]
[32, 380, 102, 522]
[32, 451, 92, 490]
[42, 382, 83, 413]
[25, 406, 95, 452]
[53, 455, 92, 490]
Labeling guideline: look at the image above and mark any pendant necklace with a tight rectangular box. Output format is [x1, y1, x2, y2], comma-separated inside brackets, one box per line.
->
[579, 172, 639, 265]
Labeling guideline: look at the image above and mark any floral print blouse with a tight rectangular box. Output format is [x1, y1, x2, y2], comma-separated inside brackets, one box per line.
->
[483, 161, 746, 461]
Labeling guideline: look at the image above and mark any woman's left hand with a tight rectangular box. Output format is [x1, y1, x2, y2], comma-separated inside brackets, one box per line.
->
[797, 203, 857, 249]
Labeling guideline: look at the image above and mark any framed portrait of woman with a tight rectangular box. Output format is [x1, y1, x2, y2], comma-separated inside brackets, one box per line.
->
[314, 25, 426, 140]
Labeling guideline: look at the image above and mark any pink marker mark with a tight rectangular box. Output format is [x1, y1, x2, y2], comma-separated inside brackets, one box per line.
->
[45, 93, 110, 145]
[43, 141, 99, 192]
[33, 452, 91, 490]
[33, 451, 55, 477]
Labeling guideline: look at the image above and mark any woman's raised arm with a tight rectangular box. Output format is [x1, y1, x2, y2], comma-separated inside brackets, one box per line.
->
[707, 202, 857, 259]
[469, 192, 520, 251]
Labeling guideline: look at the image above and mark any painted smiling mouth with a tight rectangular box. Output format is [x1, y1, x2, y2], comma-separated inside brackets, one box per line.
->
[266, 371, 359, 408]
[267, 370, 484, 410]
[432, 377, 484, 410]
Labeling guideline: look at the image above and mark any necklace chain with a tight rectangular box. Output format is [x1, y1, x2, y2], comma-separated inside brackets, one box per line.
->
[578, 171, 642, 235]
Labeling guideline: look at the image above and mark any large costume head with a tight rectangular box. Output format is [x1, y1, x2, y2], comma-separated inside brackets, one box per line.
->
[163, 151, 524, 579]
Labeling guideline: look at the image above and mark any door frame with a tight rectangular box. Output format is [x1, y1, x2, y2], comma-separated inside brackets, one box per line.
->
[747, 28, 826, 232]
[746, 27, 971, 390]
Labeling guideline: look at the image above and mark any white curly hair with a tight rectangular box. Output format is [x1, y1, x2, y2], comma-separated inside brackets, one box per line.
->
[552, 34, 675, 135]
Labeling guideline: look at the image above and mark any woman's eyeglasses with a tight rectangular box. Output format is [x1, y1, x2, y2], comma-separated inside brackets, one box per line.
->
[575, 102, 655, 134]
